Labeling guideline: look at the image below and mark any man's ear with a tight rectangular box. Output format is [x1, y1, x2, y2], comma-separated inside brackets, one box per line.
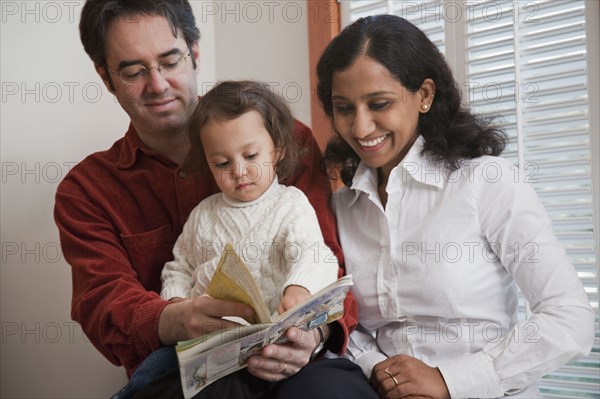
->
[191, 42, 200, 74]
[95, 64, 116, 94]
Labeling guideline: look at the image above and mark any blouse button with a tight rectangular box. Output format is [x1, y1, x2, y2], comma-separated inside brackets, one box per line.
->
[178, 170, 187, 178]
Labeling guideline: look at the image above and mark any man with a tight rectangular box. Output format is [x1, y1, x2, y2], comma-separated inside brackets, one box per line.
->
[55, 1, 376, 398]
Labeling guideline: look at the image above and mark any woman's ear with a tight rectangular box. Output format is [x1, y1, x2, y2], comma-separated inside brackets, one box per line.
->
[419, 78, 436, 113]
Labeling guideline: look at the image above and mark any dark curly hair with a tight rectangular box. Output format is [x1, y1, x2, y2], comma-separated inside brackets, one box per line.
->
[317, 14, 507, 187]
[187, 81, 299, 182]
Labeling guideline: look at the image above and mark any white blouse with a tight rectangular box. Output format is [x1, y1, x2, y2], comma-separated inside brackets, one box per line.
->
[332, 136, 594, 398]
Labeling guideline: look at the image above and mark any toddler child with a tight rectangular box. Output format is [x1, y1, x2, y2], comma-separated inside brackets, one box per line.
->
[161, 80, 338, 316]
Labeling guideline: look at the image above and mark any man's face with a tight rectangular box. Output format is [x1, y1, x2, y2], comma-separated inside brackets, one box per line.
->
[98, 14, 199, 139]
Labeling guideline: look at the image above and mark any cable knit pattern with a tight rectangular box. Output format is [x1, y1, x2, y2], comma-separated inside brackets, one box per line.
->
[161, 179, 338, 314]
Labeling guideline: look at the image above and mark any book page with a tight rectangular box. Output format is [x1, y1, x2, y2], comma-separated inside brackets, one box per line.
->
[177, 274, 354, 399]
[206, 243, 272, 324]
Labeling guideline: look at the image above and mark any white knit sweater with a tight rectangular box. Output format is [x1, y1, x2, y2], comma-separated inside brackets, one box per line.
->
[160, 179, 338, 314]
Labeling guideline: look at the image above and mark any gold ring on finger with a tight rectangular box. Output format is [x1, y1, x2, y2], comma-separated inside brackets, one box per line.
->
[384, 367, 399, 387]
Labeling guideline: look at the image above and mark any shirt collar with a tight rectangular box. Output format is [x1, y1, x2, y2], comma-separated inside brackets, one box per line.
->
[393, 135, 445, 189]
[347, 135, 445, 207]
[117, 123, 179, 170]
[347, 163, 378, 207]
[117, 124, 145, 169]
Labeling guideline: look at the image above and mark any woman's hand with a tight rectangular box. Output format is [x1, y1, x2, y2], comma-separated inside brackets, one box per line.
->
[371, 354, 450, 399]
[246, 325, 323, 382]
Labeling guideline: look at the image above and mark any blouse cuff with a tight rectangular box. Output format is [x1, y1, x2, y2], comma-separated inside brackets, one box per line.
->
[353, 351, 389, 379]
[437, 351, 503, 398]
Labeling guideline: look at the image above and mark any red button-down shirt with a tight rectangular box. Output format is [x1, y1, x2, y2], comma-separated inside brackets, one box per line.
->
[54, 121, 357, 378]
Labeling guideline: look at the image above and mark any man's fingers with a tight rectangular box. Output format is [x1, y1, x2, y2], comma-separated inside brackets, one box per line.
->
[193, 296, 255, 323]
[247, 354, 301, 382]
[197, 318, 243, 334]
[284, 327, 313, 349]
[182, 296, 257, 338]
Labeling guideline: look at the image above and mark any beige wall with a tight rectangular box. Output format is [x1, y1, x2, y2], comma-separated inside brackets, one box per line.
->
[212, 1, 311, 124]
[0, 1, 310, 397]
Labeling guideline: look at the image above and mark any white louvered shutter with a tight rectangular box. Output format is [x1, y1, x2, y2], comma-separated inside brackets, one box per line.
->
[341, 1, 599, 397]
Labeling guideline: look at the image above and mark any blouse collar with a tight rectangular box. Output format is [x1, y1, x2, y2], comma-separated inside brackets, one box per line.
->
[348, 136, 446, 206]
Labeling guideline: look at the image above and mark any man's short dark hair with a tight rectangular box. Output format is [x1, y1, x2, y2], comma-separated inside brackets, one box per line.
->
[79, 0, 200, 68]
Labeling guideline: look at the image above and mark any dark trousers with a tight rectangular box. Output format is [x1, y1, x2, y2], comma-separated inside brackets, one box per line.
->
[113, 346, 378, 399]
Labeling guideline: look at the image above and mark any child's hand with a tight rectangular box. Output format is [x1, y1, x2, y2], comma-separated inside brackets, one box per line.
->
[277, 285, 310, 314]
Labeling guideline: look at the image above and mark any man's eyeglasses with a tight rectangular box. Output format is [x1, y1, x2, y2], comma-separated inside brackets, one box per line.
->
[111, 52, 191, 84]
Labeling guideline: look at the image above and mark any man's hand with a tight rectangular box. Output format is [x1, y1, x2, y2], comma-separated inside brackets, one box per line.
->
[371, 354, 450, 399]
[247, 323, 328, 382]
[277, 285, 311, 315]
[158, 296, 255, 345]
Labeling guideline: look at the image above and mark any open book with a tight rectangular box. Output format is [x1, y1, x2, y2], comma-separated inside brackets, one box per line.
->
[175, 243, 353, 398]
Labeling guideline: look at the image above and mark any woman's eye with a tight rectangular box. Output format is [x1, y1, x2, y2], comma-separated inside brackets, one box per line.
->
[333, 104, 353, 114]
[370, 101, 391, 110]
[215, 161, 229, 169]
[245, 153, 258, 160]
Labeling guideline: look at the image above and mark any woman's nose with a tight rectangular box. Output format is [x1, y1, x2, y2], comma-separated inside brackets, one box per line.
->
[352, 108, 376, 137]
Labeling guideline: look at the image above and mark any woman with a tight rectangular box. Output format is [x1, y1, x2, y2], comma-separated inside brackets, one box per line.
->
[317, 15, 594, 399]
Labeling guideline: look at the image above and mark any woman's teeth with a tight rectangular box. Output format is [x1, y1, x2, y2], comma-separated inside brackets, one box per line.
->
[358, 135, 387, 147]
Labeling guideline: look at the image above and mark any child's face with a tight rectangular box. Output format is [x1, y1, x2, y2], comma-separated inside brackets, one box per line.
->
[200, 110, 282, 202]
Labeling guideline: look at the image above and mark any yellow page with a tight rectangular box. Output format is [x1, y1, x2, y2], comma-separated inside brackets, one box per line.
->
[206, 243, 272, 324]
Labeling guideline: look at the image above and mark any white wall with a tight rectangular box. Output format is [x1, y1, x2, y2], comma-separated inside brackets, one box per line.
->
[210, 0, 311, 125]
[0, 1, 310, 397]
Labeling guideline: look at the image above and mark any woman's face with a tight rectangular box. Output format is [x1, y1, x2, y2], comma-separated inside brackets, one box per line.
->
[331, 56, 433, 180]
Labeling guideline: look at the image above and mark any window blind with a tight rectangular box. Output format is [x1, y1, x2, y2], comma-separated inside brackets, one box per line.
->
[341, 1, 599, 397]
